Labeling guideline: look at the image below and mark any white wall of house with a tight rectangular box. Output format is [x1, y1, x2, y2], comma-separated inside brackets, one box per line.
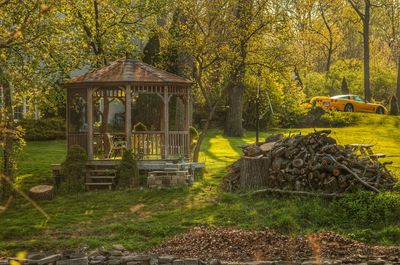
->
[0, 86, 40, 120]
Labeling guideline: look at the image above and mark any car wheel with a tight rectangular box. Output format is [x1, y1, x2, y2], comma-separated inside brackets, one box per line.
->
[344, 104, 354, 112]
[376, 106, 385, 114]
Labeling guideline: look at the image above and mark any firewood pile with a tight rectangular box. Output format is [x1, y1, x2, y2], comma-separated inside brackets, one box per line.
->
[223, 130, 397, 194]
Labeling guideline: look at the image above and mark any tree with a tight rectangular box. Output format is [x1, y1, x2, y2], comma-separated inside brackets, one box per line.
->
[0, 0, 51, 200]
[316, 0, 344, 72]
[341, 77, 350, 94]
[347, 0, 374, 101]
[171, 0, 232, 161]
[379, 0, 400, 107]
[224, 0, 276, 137]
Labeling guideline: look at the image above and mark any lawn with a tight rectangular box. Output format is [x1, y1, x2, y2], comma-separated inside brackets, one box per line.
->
[1, 113, 400, 256]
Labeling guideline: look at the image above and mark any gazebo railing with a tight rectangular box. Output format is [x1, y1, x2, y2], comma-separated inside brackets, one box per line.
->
[132, 131, 164, 160]
[68, 132, 88, 151]
[168, 131, 190, 159]
[132, 131, 189, 160]
[76, 131, 190, 160]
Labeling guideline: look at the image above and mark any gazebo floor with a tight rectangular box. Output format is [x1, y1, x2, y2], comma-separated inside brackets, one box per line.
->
[87, 159, 205, 171]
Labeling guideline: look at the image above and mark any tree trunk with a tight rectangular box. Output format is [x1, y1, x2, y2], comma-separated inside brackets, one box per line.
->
[240, 156, 270, 190]
[397, 56, 400, 107]
[224, 0, 253, 137]
[225, 78, 245, 137]
[0, 76, 14, 201]
[363, 3, 372, 101]
[192, 105, 217, 162]
[225, 41, 246, 137]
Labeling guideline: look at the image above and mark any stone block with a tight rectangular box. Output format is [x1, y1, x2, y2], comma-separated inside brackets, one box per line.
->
[38, 254, 62, 265]
[249, 262, 274, 265]
[368, 261, 385, 265]
[56, 257, 88, 265]
[108, 260, 121, 265]
[173, 260, 184, 265]
[184, 259, 199, 265]
[127, 262, 144, 265]
[28, 253, 47, 261]
[159, 256, 175, 264]
[122, 256, 150, 262]
[109, 250, 123, 257]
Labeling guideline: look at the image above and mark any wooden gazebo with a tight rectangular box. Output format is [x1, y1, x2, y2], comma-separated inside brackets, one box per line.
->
[63, 57, 193, 162]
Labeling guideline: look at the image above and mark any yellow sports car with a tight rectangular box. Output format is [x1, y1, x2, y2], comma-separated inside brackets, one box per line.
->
[313, 95, 387, 114]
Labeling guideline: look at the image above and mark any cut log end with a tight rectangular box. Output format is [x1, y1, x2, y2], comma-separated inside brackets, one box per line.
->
[29, 185, 54, 200]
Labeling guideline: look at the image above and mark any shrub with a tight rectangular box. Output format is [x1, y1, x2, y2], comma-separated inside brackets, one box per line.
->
[61, 145, 87, 192]
[117, 150, 139, 188]
[319, 110, 360, 127]
[331, 191, 400, 228]
[17, 118, 65, 141]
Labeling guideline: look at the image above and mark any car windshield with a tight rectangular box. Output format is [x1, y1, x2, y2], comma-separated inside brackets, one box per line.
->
[353, 95, 365, 102]
[331, 95, 350, 99]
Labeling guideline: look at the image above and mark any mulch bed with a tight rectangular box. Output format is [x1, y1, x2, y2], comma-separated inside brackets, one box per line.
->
[151, 227, 400, 262]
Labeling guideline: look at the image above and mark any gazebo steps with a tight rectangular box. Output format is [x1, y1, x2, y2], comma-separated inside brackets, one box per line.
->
[88, 176, 116, 180]
[85, 182, 113, 191]
[85, 167, 117, 191]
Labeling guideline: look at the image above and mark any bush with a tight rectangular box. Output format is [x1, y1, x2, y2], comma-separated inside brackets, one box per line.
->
[17, 118, 65, 141]
[293, 108, 360, 128]
[117, 150, 139, 188]
[61, 145, 87, 192]
[331, 191, 400, 228]
[319, 110, 360, 127]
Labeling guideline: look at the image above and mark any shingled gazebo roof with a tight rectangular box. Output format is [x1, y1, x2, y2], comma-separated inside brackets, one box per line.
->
[63, 57, 193, 88]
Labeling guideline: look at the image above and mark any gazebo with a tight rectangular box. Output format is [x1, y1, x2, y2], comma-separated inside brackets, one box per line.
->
[63, 57, 193, 164]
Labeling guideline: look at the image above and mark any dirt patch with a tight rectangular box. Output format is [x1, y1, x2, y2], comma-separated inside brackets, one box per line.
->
[129, 203, 151, 218]
[150, 227, 400, 262]
[130, 203, 145, 213]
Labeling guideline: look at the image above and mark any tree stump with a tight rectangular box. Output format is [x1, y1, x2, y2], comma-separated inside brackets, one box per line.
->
[29, 185, 54, 200]
[240, 156, 270, 190]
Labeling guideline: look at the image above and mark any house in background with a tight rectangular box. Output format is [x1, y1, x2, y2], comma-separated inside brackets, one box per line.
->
[0, 85, 40, 121]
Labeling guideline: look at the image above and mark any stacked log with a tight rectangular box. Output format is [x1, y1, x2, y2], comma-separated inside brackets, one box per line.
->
[223, 130, 397, 194]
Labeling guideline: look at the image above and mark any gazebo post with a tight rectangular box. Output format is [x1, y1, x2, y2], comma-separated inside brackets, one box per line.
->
[125, 85, 132, 151]
[164, 85, 169, 159]
[186, 88, 191, 159]
[87, 87, 94, 159]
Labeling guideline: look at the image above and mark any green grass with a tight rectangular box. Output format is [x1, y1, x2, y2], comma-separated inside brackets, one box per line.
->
[14, 140, 66, 189]
[1, 113, 400, 256]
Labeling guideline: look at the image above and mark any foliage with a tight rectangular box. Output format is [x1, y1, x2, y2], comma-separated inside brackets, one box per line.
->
[61, 145, 87, 193]
[17, 118, 65, 141]
[117, 150, 139, 188]
[0, 125, 26, 191]
[331, 191, 400, 230]
[319, 110, 361, 127]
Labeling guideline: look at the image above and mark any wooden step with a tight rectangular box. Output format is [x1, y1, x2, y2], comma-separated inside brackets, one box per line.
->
[86, 182, 113, 186]
[89, 169, 117, 173]
[88, 176, 116, 179]
[85, 182, 113, 191]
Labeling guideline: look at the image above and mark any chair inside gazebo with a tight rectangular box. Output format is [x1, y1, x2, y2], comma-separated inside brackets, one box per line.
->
[65, 58, 192, 162]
